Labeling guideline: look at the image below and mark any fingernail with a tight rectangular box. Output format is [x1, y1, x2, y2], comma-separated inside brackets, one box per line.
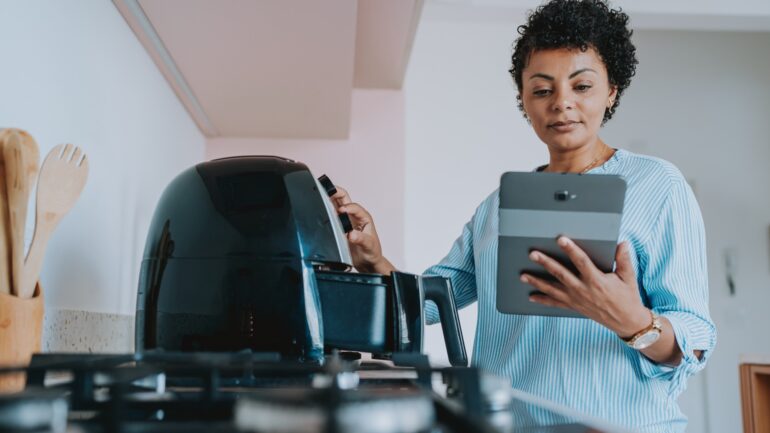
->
[558, 236, 570, 247]
[520, 274, 528, 283]
[529, 251, 539, 261]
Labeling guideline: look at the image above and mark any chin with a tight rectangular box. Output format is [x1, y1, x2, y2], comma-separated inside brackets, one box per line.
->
[543, 134, 592, 152]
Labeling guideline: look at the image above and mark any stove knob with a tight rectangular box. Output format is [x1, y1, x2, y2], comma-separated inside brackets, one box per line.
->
[318, 174, 337, 197]
[338, 212, 353, 233]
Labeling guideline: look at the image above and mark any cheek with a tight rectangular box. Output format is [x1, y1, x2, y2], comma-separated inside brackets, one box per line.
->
[521, 96, 533, 115]
[522, 98, 546, 124]
[582, 98, 608, 125]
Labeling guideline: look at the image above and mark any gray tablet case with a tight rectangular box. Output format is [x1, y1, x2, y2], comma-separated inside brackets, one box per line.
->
[496, 172, 626, 317]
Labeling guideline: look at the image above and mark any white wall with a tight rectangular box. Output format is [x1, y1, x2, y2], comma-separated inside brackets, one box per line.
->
[0, 1, 205, 316]
[404, 9, 770, 432]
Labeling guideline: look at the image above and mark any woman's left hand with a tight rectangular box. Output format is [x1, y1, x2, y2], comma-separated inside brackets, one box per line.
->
[521, 236, 650, 338]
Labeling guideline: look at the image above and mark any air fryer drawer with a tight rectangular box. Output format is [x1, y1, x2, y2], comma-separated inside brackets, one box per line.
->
[315, 271, 391, 353]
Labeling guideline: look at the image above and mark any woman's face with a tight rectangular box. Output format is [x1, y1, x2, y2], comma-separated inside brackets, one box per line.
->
[520, 47, 617, 153]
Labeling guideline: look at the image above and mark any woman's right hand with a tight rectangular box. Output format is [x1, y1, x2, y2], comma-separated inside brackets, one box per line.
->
[330, 186, 395, 275]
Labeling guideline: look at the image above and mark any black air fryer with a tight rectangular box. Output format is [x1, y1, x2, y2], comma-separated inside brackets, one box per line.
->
[135, 156, 467, 366]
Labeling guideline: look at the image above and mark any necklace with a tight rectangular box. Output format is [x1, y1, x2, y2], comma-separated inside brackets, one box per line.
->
[544, 146, 613, 174]
[579, 152, 603, 174]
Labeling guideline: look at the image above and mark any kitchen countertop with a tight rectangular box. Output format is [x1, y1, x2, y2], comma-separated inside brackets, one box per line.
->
[43, 309, 134, 353]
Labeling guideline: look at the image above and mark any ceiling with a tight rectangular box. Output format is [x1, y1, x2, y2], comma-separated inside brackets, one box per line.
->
[114, 0, 767, 140]
[113, 0, 423, 139]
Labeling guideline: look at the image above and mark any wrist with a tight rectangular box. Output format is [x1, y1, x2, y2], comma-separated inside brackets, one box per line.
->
[616, 306, 653, 340]
[356, 257, 394, 275]
[621, 309, 663, 351]
[372, 257, 396, 275]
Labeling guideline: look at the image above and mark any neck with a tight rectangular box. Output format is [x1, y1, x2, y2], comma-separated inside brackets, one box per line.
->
[543, 139, 612, 173]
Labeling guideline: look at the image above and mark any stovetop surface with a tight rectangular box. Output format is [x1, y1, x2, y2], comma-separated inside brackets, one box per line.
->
[0, 351, 629, 433]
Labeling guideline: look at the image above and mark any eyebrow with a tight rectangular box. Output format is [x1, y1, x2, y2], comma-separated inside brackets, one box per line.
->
[528, 68, 598, 81]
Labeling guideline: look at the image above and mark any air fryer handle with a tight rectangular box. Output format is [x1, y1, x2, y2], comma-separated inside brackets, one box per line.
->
[421, 276, 468, 367]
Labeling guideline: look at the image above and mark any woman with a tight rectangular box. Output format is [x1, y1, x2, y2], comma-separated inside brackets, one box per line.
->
[332, 1, 716, 431]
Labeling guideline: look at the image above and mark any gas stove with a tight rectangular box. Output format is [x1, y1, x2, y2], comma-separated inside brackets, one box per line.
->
[0, 351, 627, 433]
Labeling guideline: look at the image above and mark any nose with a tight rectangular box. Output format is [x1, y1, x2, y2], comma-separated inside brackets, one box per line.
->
[552, 88, 574, 112]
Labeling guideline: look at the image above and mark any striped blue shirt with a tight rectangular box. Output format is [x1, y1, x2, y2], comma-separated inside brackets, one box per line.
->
[424, 149, 716, 433]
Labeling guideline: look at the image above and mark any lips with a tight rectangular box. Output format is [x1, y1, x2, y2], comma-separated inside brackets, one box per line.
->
[547, 120, 581, 132]
[548, 120, 579, 127]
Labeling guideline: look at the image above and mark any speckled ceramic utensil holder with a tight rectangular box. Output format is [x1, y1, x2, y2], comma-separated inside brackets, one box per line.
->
[0, 283, 43, 393]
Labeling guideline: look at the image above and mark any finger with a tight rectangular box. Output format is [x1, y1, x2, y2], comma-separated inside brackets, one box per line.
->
[348, 229, 364, 244]
[330, 186, 353, 206]
[520, 273, 571, 304]
[557, 236, 603, 279]
[339, 203, 373, 228]
[528, 293, 573, 311]
[614, 241, 636, 282]
[528, 250, 583, 291]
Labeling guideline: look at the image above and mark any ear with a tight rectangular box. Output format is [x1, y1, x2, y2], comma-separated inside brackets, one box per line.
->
[608, 85, 618, 105]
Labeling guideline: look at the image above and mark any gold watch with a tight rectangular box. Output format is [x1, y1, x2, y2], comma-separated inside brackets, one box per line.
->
[622, 310, 662, 350]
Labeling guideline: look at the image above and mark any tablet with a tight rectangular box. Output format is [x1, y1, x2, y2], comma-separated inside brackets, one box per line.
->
[496, 172, 626, 318]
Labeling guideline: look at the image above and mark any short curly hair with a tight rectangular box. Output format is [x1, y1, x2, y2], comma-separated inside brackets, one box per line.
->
[509, 0, 638, 124]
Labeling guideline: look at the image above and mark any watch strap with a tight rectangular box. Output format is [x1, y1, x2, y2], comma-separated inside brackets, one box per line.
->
[622, 310, 662, 344]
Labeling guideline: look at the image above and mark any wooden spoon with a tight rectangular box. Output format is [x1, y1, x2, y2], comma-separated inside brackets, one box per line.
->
[0, 129, 41, 191]
[20, 143, 88, 299]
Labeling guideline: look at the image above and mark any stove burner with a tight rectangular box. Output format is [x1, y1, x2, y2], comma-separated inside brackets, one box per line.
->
[236, 388, 434, 433]
[0, 389, 68, 433]
[232, 352, 436, 433]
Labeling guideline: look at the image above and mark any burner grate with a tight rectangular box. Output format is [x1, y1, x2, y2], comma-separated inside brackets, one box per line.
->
[0, 351, 503, 433]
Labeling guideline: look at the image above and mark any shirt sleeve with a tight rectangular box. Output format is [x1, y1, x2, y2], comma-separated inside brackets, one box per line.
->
[637, 178, 717, 391]
[422, 217, 479, 325]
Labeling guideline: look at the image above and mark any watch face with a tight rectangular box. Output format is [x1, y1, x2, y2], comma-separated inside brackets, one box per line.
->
[633, 331, 661, 350]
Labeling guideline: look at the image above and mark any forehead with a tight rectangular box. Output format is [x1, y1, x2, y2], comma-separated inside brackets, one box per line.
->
[524, 47, 607, 78]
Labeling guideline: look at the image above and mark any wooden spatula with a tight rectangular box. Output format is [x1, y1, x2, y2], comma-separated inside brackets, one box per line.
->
[2, 129, 39, 295]
[0, 131, 11, 295]
[20, 143, 88, 299]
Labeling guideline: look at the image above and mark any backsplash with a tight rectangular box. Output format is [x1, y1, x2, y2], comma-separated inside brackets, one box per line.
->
[42, 309, 134, 353]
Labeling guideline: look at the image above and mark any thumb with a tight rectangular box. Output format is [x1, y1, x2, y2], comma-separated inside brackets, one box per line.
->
[615, 241, 635, 282]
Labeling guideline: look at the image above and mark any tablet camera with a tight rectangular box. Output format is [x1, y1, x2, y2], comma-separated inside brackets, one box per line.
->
[554, 190, 576, 201]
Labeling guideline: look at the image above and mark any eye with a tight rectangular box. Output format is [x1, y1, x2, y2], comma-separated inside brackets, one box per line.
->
[575, 84, 593, 92]
[533, 89, 552, 97]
